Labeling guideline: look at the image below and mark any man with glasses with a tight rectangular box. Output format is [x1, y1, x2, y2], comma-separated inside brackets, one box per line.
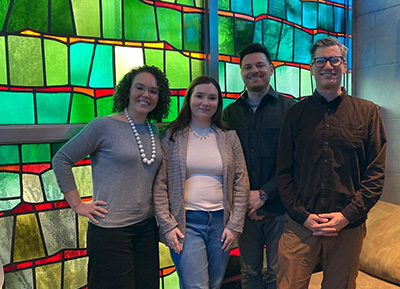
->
[276, 37, 387, 289]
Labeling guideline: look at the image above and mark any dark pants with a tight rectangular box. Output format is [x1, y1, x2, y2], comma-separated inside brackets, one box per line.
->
[87, 217, 159, 289]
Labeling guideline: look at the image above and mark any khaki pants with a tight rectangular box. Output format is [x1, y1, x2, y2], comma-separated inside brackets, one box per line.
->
[277, 216, 366, 289]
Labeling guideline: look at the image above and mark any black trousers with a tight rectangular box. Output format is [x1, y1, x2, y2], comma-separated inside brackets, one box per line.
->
[87, 217, 159, 289]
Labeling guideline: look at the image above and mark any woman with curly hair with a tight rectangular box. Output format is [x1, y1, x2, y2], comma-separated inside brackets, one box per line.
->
[52, 65, 170, 289]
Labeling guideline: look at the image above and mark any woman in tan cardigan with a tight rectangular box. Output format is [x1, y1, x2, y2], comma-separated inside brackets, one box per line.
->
[153, 76, 249, 289]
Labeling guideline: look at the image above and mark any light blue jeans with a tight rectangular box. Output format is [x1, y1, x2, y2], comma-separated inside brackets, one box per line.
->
[170, 210, 230, 289]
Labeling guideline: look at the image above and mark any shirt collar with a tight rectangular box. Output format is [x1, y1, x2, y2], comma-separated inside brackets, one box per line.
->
[312, 87, 348, 105]
[236, 86, 280, 105]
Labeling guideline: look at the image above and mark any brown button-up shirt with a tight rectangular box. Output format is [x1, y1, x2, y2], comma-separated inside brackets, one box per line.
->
[277, 88, 387, 228]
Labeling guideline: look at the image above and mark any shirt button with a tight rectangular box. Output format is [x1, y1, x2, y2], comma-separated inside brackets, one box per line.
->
[323, 178, 327, 182]
[326, 124, 330, 128]
[324, 141, 329, 145]
[324, 159, 328, 163]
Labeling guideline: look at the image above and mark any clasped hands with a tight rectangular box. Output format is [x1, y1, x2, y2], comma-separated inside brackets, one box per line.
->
[303, 212, 350, 237]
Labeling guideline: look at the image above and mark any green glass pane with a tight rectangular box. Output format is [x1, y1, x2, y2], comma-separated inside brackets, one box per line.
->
[44, 39, 68, 85]
[8, 36, 44, 86]
[334, 7, 345, 33]
[231, 0, 252, 15]
[318, 4, 333, 32]
[0, 145, 19, 165]
[157, 7, 182, 50]
[253, 0, 268, 16]
[0, 216, 13, 264]
[0, 91, 34, 124]
[275, 65, 299, 98]
[0, 0, 11, 29]
[253, 21, 263, 44]
[14, 214, 45, 262]
[37, 93, 70, 124]
[268, 0, 286, 19]
[22, 144, 50, 162]
[70, 43, 95, 86]
[218, 0, 229, 10]
[144, 49, 164, 70]
[287, 0, 301, 25]
[226, 63, 243, 93]
[70, 93, 95, 123]
[235, 19, 254, 56]
[218, 62, 226, 92]
[177, 0, 194, 5]
[183, 13, 202, 52]
[165, 51, 190, 88]
[96, 96, 113, 117]
[277, 25, 293, 62]
[300, 67, 312, 97]
[162, 271, 180, 289]
[0, 37, 7, 85]
[50, 0, 74, 35]
[4, 269, 33, 289]
[218, 16, 234, 55]
[195, 0, 203, 7]
[294, 29, 312, 63]
[0, 172, 20, 197]
[89, 45, 114, 88]
[102, 0, 122, 39]
[42, 170, 63, 201]
[303, 2, 317, 29]
[73, 166, 93, 197]
[190, 58, 205, 80]
[51, 143, 67, 158]
[71, 0, 100, 37]
[36, 263, 62, 289]
[222, 98, 235, 110]
[262, 20, 281, 60]
[0, 199, 20, 211]
[6, 0, 47, 32]
[124, 0, 157, 41]
[163, 96, 178, 123]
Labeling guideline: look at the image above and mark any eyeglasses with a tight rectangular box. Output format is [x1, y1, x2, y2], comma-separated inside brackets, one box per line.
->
[312, 56, 344, 68]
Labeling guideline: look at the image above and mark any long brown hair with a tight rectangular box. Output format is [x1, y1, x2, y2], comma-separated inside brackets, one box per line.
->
[168, 76, 229, 141]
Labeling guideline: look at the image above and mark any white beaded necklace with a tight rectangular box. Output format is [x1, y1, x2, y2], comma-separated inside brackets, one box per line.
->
[124, 108, 156, 165]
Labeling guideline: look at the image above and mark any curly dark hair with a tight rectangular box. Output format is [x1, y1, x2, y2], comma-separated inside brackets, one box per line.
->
[112, 65, 171, 122]
[168, 76, 230, 141]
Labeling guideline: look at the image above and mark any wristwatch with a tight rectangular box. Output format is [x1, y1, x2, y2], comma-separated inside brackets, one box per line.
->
[259, 189, 268, 202]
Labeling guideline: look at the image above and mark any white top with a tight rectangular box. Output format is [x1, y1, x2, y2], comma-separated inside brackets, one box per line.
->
[184, 128, 224, 211]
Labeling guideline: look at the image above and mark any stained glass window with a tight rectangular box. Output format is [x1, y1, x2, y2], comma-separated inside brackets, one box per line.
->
[0, 1, 352, 288]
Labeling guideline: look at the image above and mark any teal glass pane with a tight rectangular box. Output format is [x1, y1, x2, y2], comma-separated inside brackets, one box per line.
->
[44, 39, 68, 86]
[124, 0, 157, 41]
[144, 49, 164, 70]
[89, 45, 114, 88]
[6, 0, 47, 32]
[183, 13, 203, 52]
[318, 4, 333, 32]
[268, 0, 286, 19]
[219, 62, 226, 92]
[303, 2, 317, 29]
[157, 7, 182, 50]
[253, 0, 268, 16]
[96, 97, 113, 117]
[8, 36, 44, 86]
[102, 0, 122, 39]
[191, 58, 205, 80]
[0, 145, 19, 165]
[253, 21, 263, 44]
[334, 7, 345, 33]
[37, 93, 70, 124]
[70, 43, 95, 86]
[275, 66, 299, 97]
[218, 0, 230, 11]
[226, 63, 243, 93]
[294, 29, 312, 63]
[262, 20, 281, 60]
[0, 91, 34, 124]
[300, 67, 312, 97]
[70, 93, 95, 123]
[42, 170, 64, 201]
[277, 25, 293, 62]
[286, 0, 301, 25]
[231, 0, 252, 15]
[50, 0, 74, 35]
[0, 0, 11, 29]
[235, 19, 254, 55]
[222, 98, 235, 109]
[71, 0, 100, 37]
[0, 37, 7, 85]
[218, 16, 234, 55]
[347, 37, 352, 70]
[165, 51, 190, 88]
[22, 144, 50, 163]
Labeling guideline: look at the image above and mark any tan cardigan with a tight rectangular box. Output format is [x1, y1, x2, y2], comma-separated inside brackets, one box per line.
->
[153, 126, 250, 244]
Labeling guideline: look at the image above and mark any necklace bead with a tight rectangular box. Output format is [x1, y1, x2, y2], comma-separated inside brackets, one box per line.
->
[125, 108, 156, 166]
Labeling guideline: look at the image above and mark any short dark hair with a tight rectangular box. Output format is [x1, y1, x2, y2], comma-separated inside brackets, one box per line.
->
[310, 37, 348, 61]
[168, 76, 229, 141]
[239, 43, 272, 66]
[112, 65, 171, 122]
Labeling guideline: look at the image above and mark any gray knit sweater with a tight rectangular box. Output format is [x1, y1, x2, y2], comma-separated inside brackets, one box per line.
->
[52, 116, 162, 228]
